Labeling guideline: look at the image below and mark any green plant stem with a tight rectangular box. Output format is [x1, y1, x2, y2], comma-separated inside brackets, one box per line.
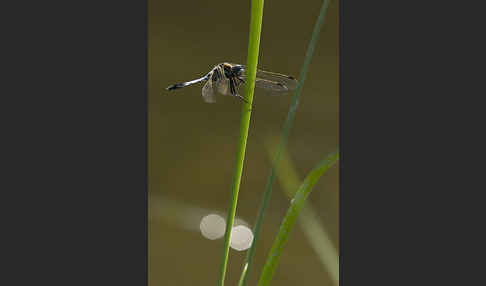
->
[239, 0, 330, 285]
[217, 0, 265, 285]
[258, 151, 339, 286]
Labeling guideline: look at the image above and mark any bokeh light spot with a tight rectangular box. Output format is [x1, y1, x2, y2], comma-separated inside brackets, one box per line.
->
[199, 214, 226, 240]
[230, 225, 254, 251]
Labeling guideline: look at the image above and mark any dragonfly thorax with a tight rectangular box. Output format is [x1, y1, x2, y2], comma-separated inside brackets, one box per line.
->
[218, 63, 244, 79]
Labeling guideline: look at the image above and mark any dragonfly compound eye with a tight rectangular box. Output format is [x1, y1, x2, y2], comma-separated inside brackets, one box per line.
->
[231, 65, 244, 76]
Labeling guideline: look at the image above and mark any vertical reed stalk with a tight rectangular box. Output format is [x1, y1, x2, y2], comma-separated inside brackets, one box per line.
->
[217, 0, 265, 285]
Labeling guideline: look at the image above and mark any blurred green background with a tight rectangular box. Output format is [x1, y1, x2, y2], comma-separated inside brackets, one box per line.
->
[149, 0, 339, 285]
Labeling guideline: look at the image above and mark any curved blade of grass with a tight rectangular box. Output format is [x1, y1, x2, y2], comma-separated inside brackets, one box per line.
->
[264, 136, 339, 285]
[258, 151, 339, 286]
[239, 0, 331, 284]
[217, 0, 265, 285]
[238, 263, 249, 286]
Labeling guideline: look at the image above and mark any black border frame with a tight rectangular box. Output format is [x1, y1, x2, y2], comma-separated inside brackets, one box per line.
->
[3, 0, 148, 284]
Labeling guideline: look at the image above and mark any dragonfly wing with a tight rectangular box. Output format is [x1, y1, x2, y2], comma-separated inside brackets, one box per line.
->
[216, 77, 230, 96]
[256, 69, 298, 91]
[238, 77, 293, 96]
[255, 78, 291, 93]
[231, 63, 298, 92]
[202, 80, 216, 103]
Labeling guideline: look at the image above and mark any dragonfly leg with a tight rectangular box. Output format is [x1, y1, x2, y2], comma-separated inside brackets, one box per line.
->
[231, 77, 252, 109]
[236, 94, 254, 112]
[235, 94, 249, 103]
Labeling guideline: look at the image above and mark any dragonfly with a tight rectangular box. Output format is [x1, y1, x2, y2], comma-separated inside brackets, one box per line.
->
[166, 62, 298, 103]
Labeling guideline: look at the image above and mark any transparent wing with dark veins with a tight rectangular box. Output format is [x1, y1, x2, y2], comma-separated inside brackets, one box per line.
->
[255, 69, 298, 91]
[202, 79, 216, 103]
[229, 63, 298, 93]
[254, 78, 291, 93]
[215, 77, 230, 96]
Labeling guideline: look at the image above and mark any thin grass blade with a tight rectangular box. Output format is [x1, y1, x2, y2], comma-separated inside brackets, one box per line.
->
[265, 137, 339, 285]
[257, 151, 339, 286]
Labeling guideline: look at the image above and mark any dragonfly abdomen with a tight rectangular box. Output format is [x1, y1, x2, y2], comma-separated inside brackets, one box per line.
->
[166, 76, 208, 91]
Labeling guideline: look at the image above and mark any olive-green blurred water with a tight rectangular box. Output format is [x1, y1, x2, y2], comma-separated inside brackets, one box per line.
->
[149, 1, 339, 285]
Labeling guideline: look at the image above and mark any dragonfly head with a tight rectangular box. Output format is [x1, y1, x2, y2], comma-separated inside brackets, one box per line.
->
[231, 65, 245, 77]
[221, 63, 244, 78]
